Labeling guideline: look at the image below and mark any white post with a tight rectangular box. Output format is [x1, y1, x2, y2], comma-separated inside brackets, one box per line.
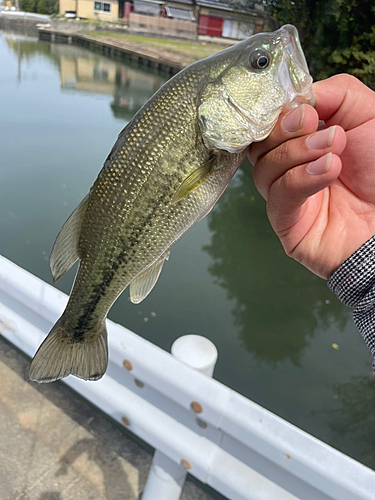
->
[141, 451, 187, 500]
[171, 334, 218, 377]
[141, 335, 218, 499]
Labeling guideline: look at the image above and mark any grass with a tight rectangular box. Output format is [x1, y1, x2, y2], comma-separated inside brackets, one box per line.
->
[83, 31, 228, 60]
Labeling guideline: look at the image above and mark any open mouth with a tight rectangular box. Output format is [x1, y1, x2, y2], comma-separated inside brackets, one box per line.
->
[276, 26, 315, 106]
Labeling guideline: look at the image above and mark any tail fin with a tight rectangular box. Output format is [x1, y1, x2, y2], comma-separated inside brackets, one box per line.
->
[29, 318, 108, 383]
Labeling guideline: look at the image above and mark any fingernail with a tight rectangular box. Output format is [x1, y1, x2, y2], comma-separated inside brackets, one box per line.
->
[307, 153, 332, 175]
[306, 126, 336, 150]
[282, 106, 305, 133]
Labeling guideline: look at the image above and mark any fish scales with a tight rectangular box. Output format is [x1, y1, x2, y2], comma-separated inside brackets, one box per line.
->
[29, 25, 314, 382]
[67, 65, 217, 331]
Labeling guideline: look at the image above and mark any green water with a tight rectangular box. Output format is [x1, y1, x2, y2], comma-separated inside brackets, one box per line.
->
[1, 29, 375, 471]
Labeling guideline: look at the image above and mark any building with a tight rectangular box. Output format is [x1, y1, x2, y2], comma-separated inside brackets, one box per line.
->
[195, 0, 263, 39]
[59, 0, 264, 40]
[60, 0, 120, 22]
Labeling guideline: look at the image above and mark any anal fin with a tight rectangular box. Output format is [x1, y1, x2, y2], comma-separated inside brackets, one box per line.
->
[130, 251, 170, 304]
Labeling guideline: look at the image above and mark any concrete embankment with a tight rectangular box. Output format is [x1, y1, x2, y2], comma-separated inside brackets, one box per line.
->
[38, 27, 193, 74]
[0, 10, 50, 30]
[1, 14, 234, 74]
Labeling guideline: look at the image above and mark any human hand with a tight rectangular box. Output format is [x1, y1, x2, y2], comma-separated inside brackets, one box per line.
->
[248, 74, 375, 279]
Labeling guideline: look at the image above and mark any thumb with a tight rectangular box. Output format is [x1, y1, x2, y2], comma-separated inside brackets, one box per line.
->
[313, 75, 375, 130]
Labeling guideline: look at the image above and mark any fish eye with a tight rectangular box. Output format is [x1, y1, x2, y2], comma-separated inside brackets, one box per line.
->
[250, 50, 271, 70]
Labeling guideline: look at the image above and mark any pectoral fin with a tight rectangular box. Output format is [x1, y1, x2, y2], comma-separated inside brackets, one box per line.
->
[130, 251, 170, 304]
[172, 158, 215, 204]
[50, 195, 90, 283]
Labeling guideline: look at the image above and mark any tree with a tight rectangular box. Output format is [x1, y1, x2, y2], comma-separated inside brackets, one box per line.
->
[19, 0, 58, 15]
[260, 0, 375, 88]
[228, 2, 375, 88]
[313, 0, 375, 88]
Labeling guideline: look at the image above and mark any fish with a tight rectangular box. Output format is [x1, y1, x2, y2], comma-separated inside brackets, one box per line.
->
[29, 24, 314, 383]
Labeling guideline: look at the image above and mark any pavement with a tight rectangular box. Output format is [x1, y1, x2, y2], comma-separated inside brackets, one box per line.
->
[0, 335, 224, 500]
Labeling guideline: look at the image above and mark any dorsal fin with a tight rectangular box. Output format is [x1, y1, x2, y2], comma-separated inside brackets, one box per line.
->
[130, 251, 170, 304]
[50, 195, 90, 283]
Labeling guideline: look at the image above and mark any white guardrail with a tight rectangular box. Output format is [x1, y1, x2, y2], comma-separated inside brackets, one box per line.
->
[0, 11, 51, 22]
[0, 255, 374, 500]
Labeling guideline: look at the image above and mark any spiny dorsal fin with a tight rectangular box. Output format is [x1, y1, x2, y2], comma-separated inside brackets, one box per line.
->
[130, 251, 170, 304]
[171, 158, 215, 204]
[50, 194, 90, 283]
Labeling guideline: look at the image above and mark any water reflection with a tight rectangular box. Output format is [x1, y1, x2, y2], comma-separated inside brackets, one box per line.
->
[4, 31, 59, 83]
[204, 161, 348, 366]
[4, 32, 166, 120]
[52, 44, 166, 120]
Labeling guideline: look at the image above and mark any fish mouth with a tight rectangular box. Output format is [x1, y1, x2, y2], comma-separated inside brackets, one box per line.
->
[276, 24, 315, 109]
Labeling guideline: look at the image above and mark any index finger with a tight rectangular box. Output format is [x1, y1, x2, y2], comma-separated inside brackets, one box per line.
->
[248, 104, 319, 165]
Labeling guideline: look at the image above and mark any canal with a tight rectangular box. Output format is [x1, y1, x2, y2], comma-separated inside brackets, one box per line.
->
[1, 28, 375, 472]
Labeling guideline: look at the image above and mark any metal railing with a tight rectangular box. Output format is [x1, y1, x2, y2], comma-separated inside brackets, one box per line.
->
[0, 255, 374, 500]
[0, 10, 51, 21]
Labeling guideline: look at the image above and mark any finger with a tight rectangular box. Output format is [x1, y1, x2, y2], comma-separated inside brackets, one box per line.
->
[313, 74, 375, 129]
[266, 153, 342, 243]
[248, 104, 318, 165]
[253, 125, 347, 199]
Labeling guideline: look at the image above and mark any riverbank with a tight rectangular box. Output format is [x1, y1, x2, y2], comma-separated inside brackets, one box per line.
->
[1, 13, 236, 73]
[38, 27, 228, 73]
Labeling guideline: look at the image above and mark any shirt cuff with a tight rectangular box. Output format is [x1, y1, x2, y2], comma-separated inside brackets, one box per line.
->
[327, 235, 375, 307]
[327, 235, 375, 368]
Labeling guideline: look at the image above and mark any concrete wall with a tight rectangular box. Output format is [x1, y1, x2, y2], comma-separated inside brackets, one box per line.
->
[129, 13, 196, 36]
[0, 10, 50, 29]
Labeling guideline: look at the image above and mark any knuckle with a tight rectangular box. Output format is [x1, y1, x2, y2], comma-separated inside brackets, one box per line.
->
[342, 73, 360, 86]
[331, 73, 360, 88]
[273, 141, 290, 165]
[281, 167, 299, 191]
[270, 166, 300, 202]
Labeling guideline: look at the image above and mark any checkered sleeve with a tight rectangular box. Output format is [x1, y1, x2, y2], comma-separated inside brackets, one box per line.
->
[327, 235, 375, 370]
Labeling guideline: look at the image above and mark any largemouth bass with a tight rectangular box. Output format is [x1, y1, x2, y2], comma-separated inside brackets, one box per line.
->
[30, 25, 313, 383]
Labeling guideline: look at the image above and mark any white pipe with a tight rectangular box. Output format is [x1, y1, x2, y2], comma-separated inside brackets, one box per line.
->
[142, 335, 218, 499]
[171, 334, 218, 377]
[141, 451, 188, 500]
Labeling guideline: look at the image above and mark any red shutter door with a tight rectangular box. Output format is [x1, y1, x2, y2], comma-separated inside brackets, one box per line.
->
[198, 15, 223, 37]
